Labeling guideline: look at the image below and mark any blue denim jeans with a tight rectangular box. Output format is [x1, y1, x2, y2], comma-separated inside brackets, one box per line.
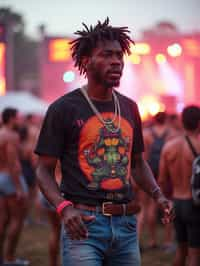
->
[0, 172, 28, 197]
[61, 209, 141, 266]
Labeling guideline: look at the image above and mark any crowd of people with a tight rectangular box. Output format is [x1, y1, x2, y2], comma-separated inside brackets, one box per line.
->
[0, 18, 200, 266]
[0, 106, 199, 266]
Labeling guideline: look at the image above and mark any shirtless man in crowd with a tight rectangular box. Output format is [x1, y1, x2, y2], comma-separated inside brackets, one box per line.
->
[0, 108, 28, 266]
[159, 105, 200, 266]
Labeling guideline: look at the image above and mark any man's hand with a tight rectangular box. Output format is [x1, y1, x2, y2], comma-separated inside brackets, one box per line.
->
[62, 206, 95, 240]
[156, 194, 175, 224]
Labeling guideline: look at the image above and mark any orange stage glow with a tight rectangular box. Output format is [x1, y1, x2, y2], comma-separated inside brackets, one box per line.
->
[130, 43, 151, 55]
[0, 42, 6, 95]
[138, 95, 165, 121]
[49, 39, 71, 62]
[183, 39, 200, 57]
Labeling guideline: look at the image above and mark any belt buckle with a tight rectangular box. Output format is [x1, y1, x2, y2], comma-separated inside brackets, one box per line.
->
[102, 202, 112, 216]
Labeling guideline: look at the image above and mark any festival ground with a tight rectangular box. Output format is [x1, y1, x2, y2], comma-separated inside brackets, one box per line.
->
[17, 223, 174, 266]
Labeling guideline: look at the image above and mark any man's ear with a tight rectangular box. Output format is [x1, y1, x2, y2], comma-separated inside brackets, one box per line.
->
[82, 57, 90, 70]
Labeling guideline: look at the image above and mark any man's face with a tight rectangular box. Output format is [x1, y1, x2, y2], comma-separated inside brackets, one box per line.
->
[86, 40, 124, 88]
[11, 113, 21, 130]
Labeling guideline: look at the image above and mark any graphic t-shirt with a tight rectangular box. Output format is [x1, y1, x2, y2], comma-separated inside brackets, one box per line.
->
[35, 88, 144, 205]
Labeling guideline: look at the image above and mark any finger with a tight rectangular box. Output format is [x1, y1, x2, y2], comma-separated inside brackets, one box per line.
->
[68, 217, 88, 239]
[67, 222, 84, 240]
[164, 207, 175, 218]
[162, 217, 170, 224]
[82, 215, 95, 222]
[68, 230, 82, 240]
[162, 212, 175, 224]
[73, 216, 88, 238]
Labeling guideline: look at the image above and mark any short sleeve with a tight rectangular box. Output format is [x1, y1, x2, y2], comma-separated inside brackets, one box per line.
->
[132, 102, 144, 154]
[35, 103, 66, 158]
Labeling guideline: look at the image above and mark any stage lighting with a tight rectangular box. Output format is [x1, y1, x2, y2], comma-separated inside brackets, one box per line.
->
[0, 42, 6, 95]
[130, 43, 151, 55]
[167, 43, 182, 57]
[139, 95, 164, 120]
[128, 54, 141, 64]
[49, 39, 71, 62]
[155, 53, 166, 64]
[63, 71, 75, 83]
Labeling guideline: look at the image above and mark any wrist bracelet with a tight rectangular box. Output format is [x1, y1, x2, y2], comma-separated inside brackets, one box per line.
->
[150, 186, 161, 198]
[56, 200, 73, 217]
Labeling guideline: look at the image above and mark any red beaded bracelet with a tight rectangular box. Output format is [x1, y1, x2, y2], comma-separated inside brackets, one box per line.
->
[56, 200, 73, 217]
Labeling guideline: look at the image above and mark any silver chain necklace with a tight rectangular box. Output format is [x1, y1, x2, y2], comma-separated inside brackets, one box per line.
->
[80, 85, 121, 133]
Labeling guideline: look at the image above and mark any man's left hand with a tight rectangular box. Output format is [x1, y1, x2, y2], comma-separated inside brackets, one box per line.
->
[156, 195, 175, 224]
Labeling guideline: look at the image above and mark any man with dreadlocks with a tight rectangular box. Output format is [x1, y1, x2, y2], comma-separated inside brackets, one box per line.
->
[35, 18, 174, 266]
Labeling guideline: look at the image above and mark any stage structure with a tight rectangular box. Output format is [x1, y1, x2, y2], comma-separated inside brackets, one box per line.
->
[39, 33, 200, 120]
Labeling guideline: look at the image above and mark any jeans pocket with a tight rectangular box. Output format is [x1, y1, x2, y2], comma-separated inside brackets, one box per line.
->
[124, 215, 137, 231]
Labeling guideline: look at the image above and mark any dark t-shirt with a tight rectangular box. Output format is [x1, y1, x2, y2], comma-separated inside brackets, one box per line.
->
[35, 88, 144, 205]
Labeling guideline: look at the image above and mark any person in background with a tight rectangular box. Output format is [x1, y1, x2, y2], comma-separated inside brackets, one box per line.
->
[138, 112, 176, 250]
[167, 113, 182, 135]
[18, 125, 37, 225]
[159, 105, 200, 266]
[0, 108, 29, 266]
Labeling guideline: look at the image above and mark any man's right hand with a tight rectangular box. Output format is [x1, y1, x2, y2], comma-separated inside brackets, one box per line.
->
[62, 206, 95, 240]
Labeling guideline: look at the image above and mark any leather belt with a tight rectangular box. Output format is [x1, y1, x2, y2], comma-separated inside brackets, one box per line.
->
[74, 201, 141, 216]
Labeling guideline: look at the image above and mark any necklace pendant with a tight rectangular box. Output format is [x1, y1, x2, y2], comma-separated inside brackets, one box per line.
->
[81, 86, 121, 133]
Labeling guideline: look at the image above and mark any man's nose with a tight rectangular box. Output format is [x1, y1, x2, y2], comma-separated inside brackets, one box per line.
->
[110, 55, 121, 65]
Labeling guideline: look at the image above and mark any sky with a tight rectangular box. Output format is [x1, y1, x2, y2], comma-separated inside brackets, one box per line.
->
[1, 0, 200, 39]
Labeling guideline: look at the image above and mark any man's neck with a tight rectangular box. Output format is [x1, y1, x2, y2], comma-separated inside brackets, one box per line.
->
[86, 82, 113, 101]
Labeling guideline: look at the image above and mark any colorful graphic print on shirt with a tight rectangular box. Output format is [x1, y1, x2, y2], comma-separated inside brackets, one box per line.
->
[78, 112, 133, 191]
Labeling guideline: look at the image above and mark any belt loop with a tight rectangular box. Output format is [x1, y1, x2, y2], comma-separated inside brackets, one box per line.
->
[96, 205, 100, 215]
[122, 204, 126, 216]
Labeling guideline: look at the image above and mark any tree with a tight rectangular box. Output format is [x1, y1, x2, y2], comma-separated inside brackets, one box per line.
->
[0, 7, 39, 93]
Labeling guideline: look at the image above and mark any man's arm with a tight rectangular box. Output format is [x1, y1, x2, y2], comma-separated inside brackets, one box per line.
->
[36, 155, 65, 207]
[36, 155, 95, 240]
[132, 153, 161, 199]
[131, 153, 174, 223]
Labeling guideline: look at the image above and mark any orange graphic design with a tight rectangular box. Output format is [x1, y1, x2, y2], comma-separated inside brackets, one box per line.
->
[79, 113, 133, 191]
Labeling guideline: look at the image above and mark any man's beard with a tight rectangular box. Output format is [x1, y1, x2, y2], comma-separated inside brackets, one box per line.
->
[91, 67, 120, 88]
[103, 79, 120, 88]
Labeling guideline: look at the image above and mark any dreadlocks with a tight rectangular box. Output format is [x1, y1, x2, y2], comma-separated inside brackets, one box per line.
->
[70, 17, 134, 75]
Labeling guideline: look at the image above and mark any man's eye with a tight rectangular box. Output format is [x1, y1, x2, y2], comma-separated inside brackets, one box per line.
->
[104, 52, 111, 57]
[118, 53, 123, 59]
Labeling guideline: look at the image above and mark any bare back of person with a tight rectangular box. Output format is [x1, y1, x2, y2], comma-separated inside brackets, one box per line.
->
[161, 134, 200, 199]
[0, 127, 19, 174]
[159, 115, 200, 266]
